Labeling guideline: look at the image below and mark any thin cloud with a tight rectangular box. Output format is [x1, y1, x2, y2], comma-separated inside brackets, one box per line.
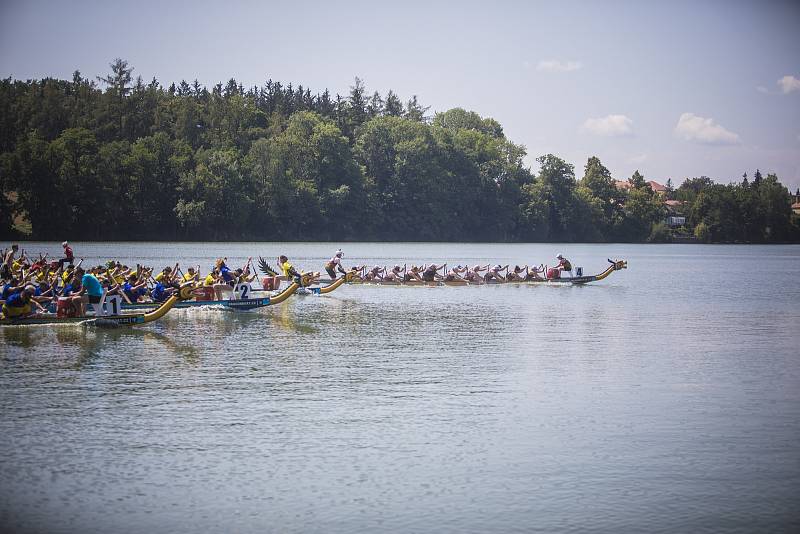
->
[628, 153, 648, 164]
[537, 59, 582, 72]
[674, 113, 740, 145]
[756, 86, 769, 94]
[778, 75, 800, 94]
[581, 114, 633, 137]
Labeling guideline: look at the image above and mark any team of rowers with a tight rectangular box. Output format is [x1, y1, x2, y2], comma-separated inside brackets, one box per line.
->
[323, 250, 574, 283]
[1, 242, 574, 320]
[0, 242, 264, 319]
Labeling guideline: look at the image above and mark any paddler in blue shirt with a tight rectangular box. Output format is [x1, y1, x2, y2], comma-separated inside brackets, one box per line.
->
[150, 281, 174, 303]
[75, 267, 104, 316]
[123, 273, 148, 303]
[1, 286, 46, 319]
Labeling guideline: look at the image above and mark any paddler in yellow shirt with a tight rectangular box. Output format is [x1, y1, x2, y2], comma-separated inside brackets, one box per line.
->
[183, 266, 200, 283]
[203, 267, 218, 287]
[278, 255, 302, 284]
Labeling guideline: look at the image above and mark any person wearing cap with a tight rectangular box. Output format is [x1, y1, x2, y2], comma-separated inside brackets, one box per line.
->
[464, 265, 487, 284]
[364, 265, 384, 282]
[555, 254, 573, 275]
[383, 265, 404, 282]
[58, 241, 74, 269]
[525, 264, 545, 281]
[445, 265, 467, 282]
[324, 250, 347, 280]
[1, 286, 45, 319]
[484, 264, 508, 282]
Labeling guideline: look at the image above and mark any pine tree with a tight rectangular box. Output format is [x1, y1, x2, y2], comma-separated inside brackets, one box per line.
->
[384, 90, 404, 116]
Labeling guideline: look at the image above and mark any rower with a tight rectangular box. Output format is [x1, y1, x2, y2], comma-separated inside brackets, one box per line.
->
[151, 280, 175, 303]
[383, 265, 403, 282]
[445, 265, 466, 282]
[463, 265, 486, 284]
[32, 281, 55, 305]
[364, 265, 384, 281]
[204, 267, 218, 287]
[404, 266, 423, 282]
[155, 264, 181, 285]
[183, 266, 200, 283]
[123, 273, 148, 303]
[422, 263, 444, 282]
[1, 286, 45, 319]
[525, 264, 545, 281]
[484, 264, 508, 282]
[278, 255, 302, 284]
[343, 265, 365, 282]
[506, 265, 525, 282]
[212, 258, 236, 300]
[1, 243, 18, 281]
[324, 249, 347, 280]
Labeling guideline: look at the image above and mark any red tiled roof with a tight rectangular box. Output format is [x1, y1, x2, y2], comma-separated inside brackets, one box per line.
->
[615, 180, 669, 192]
[792, 202, 800, 209]
[614, 180, 631, 190]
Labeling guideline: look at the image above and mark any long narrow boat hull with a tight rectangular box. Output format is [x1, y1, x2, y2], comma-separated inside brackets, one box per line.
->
[122, 281, 302, 312]
[122, 297, 272, 312]
[1, 313, 149, 327]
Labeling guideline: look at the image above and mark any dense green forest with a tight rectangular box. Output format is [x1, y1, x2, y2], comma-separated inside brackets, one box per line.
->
[1, 59, 798, 242]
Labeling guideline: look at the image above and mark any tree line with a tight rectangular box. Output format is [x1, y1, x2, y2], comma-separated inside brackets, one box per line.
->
[1, 59, 797, 243]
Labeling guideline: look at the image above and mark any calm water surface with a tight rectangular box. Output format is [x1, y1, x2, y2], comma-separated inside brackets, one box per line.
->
[1, 243, 799, 533]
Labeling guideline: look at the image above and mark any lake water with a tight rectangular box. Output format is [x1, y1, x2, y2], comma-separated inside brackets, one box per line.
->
[1, 242, 799, 533]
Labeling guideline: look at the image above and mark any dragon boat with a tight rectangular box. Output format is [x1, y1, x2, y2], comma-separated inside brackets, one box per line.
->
[347, 259, 628, 287]
[120, 279, 304, 312]
[1, 284, 196, 327]
[118, 271, 350, 312]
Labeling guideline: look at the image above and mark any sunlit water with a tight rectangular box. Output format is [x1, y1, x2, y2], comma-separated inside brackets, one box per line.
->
[2, 243, 799, 533]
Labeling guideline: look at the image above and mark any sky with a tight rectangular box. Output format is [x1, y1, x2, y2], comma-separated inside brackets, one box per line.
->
[1, 0, 799, 191]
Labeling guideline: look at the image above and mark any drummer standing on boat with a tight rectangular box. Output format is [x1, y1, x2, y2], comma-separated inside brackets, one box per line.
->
[58, 241, 74, 268]
[325, 249, 346, 280]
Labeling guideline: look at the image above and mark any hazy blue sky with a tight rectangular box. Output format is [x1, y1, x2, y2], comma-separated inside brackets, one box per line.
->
[1, 0, 799, 190]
